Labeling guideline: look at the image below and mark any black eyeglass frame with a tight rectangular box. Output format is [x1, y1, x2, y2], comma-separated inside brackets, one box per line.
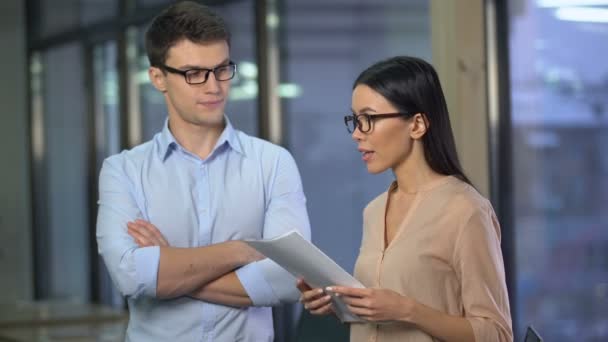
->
[159, 61, 237, 84]
[343, 112, 413, 133]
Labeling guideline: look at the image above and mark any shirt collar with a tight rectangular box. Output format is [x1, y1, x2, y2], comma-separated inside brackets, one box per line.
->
[158, 119, 177, 161]
[157, 116, 244, 161]
[216, 116, 244, 156]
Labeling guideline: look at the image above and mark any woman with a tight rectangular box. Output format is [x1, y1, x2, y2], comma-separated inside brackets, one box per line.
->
[297, 56, 513, 342]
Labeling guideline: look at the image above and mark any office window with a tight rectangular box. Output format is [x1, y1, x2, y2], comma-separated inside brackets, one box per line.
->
[509, 1, 608, 340]
[32, 43, 91, 302]
[92, 40, 123, 307]
[284, 0, 431, 273]
[38, 0, 118, 38]
[136, 0, 171, 7]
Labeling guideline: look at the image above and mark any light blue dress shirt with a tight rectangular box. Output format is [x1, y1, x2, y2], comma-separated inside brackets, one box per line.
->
[96, 118, 311, 342]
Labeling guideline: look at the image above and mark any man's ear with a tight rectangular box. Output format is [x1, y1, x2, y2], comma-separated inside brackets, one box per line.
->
[410, 113, 429, 139]
[149, 66, 167, 92]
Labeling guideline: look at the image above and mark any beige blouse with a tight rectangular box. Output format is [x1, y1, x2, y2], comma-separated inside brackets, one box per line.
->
[352, 176, 513, 342]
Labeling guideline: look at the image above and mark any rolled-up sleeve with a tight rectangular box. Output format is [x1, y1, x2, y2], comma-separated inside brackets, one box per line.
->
[96, 156, 160, 299]
[236, 148, 311, 306]
[454, 205, 513, 342]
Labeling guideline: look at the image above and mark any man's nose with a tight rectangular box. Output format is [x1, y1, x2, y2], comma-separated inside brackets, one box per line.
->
[203, 72, 221, 93]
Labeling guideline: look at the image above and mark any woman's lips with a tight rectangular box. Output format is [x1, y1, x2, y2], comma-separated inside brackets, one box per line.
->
[361, 150, 374, 162]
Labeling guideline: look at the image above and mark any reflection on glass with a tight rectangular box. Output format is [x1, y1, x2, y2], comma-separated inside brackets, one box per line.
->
[509, 1, 608, 340]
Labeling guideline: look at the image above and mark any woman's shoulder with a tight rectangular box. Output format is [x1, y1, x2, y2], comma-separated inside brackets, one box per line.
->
[443, 177, 494, 215]
[440, 179, 501, 243]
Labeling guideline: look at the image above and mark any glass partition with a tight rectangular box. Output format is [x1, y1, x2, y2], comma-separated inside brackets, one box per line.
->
[508, 1, 608, 340]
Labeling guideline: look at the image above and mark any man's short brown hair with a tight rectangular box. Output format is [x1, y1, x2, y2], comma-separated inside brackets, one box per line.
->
[145, 1, 231, 67]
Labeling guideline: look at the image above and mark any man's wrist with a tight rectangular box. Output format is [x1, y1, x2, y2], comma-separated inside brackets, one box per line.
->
[226, 240, 254, 266]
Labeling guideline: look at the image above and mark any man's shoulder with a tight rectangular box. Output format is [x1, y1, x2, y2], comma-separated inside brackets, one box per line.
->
[102, 139, 156, 173]
[234, 130, 292, 161]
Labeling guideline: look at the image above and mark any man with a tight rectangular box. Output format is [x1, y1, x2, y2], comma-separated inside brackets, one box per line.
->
[96, 2, 311, 341]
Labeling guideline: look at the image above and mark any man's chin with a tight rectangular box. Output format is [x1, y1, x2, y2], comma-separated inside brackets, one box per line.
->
[193, 113, 225, 127]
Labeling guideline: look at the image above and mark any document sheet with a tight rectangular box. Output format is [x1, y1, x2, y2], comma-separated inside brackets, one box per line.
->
[245, 230, 365, 322]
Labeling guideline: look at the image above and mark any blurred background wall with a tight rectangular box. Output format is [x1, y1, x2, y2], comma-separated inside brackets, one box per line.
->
[0, 0, 33, 303]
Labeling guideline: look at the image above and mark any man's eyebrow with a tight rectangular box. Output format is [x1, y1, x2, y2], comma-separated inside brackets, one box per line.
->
[177, 59, 231, 70]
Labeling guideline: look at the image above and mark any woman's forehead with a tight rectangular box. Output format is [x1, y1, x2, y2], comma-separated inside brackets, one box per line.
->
[352, 85, 395, 111]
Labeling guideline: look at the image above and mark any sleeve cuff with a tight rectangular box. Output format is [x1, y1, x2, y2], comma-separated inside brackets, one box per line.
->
[133, 246, 160, 298]
[236, 260, 279, 306]
[257, 258, 300, 303]
[466, 316, 512, 342]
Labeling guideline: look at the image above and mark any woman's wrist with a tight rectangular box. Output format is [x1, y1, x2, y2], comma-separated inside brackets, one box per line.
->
[406, 300, 441, 334]
[398, 295, 418, 324]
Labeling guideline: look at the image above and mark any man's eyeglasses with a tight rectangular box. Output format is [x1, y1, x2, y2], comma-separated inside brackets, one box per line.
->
[159, 61, 237, 84]
[344, 112, 411, 133]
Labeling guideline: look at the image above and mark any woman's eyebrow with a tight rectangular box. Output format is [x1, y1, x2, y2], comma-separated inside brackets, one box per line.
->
[355, 106, 378, 114]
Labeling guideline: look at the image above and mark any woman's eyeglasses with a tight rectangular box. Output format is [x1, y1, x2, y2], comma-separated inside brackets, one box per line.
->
[343, 112, 412, 133]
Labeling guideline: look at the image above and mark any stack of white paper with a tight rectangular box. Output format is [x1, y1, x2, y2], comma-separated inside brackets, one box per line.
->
[245, 230, 365, 322]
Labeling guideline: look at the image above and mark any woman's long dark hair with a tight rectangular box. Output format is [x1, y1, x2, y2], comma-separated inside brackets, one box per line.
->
[354, 56, 472, 186]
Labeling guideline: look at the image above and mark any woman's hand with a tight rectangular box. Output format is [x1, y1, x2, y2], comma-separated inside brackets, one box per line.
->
[296, 279, 333, 315]
[327, 286, 415, 323]
[127, 219, 170, 247]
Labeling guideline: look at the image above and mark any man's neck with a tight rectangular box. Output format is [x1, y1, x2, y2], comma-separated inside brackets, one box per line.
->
[168, 118, 226, 160]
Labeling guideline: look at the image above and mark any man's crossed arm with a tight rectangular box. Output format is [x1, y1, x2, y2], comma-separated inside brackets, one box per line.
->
[128, 219, 262, 307]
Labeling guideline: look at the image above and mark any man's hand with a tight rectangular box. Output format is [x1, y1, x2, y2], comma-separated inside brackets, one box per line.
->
[127, 219, 169, 247]
[240, 242, 266, 263]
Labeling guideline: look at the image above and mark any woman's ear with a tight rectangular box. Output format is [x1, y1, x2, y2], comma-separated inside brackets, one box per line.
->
[410, 113, 429, 139]
[149, 66, 167, 93]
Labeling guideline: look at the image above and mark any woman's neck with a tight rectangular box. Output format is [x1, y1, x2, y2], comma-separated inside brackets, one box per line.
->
[392, 147, 444, 195]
